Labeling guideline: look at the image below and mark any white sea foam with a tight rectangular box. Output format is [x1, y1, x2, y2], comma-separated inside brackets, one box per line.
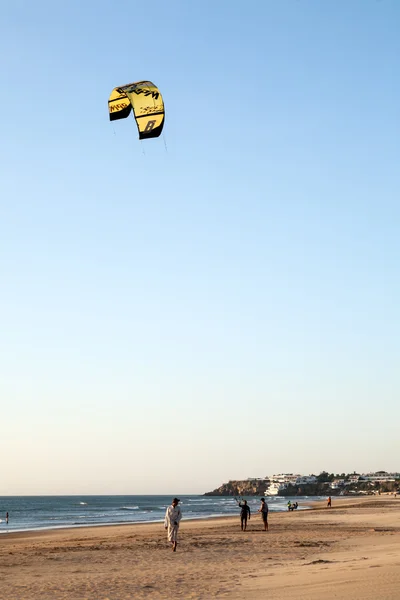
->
[188, 499, 209, 502]
[0, 495, 313, 535]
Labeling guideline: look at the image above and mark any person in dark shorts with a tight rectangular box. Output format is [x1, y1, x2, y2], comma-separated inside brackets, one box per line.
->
[258, 497, 269, 531]
[238, 500, 251, 531]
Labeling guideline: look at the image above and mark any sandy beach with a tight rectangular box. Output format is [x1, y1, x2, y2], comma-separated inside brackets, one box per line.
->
[1, 496, 400, 599]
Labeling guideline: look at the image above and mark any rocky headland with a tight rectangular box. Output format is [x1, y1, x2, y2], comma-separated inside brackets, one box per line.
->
[204, 479, 269, 497]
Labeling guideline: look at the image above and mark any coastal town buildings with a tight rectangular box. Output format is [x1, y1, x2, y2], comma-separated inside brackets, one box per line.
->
[207, 470, 400, 497]
[265, 471, 400, 494]
[266, 474, 317, 486]
[329, 472, 400, 489]
[296, 475, 318, 485]
[330, 479, 346, 489]
[360, 471, 400, 482]
[348, 474, 361, 483]
[264, 473, 318, 495]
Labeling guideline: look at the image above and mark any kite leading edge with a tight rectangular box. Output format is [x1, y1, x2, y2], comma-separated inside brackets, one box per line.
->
[108, 80, 165, 140]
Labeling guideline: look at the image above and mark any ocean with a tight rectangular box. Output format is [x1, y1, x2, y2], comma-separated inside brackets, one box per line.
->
[0, 495, 322, 534]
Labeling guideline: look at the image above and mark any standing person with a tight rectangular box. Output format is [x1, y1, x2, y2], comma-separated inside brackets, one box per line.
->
[6, 512, 8, 524]
[164, 498, 182, 552]
[287, 500, 292, 511]
[258, 497, 269, 531]
[238, 499, 251, 531]
[327, 496, 332, 508]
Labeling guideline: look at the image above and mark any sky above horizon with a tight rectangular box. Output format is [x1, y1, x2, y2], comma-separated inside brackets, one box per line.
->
[1, 0, 399, 495]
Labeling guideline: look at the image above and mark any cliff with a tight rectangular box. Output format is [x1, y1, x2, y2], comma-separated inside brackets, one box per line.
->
[204, 479, 269, 496]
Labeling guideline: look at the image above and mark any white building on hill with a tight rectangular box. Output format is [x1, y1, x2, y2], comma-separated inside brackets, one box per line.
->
[361, 471, 400, 482]
[264, 473, 318, 496]
[296, 475, 317, 485]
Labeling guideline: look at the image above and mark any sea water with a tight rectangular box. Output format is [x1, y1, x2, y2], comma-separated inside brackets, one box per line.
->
[0, 495, 322, 534]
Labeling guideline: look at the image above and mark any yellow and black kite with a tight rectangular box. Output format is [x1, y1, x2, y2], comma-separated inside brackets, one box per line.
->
[108, 81, 165, 140]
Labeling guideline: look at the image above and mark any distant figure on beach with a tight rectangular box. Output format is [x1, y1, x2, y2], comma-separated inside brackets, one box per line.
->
[288, 502, 299, 511]
[164, 498, 182, 552]
[238, 500, 251, 531]
[327, 496, 332, 508]
[6, 512, 8, 524]
[258, 498, 269, 531]
[287, 500, 292, 511]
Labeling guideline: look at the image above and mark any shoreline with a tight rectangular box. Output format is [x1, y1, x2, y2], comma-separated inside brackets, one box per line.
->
[1, 492, 378, 534]
[0, 496, 366, 542]
[0, 513, 240, 540]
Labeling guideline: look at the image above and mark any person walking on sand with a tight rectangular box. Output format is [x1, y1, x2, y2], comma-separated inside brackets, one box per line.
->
[258, 497, 269, 531]
[164, 498, 182, 552]
[6, 512, 8, 524]
[238, 499, 251, 531]
[327, 496, 332, 508]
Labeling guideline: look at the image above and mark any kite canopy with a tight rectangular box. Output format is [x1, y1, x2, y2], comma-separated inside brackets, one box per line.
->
[108, 80, 165, 140]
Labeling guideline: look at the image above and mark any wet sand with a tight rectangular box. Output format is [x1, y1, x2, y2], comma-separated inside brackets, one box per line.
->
[1, 496, 400, 599]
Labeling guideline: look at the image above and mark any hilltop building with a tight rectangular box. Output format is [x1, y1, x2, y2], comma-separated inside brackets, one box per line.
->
[264, 473, 317, 495]
[360, 471, 400, 482]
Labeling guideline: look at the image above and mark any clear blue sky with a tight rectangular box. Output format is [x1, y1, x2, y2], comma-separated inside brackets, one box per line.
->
[1, 0, 399, 494]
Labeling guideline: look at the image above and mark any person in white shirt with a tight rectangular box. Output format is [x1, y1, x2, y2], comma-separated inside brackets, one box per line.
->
[164, 498, 182, 551]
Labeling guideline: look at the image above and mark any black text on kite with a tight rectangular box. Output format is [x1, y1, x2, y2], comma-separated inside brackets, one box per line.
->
[108, 81, 165, 140]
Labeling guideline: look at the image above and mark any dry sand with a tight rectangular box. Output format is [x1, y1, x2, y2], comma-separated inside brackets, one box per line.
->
[1, 496, 400, 599]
